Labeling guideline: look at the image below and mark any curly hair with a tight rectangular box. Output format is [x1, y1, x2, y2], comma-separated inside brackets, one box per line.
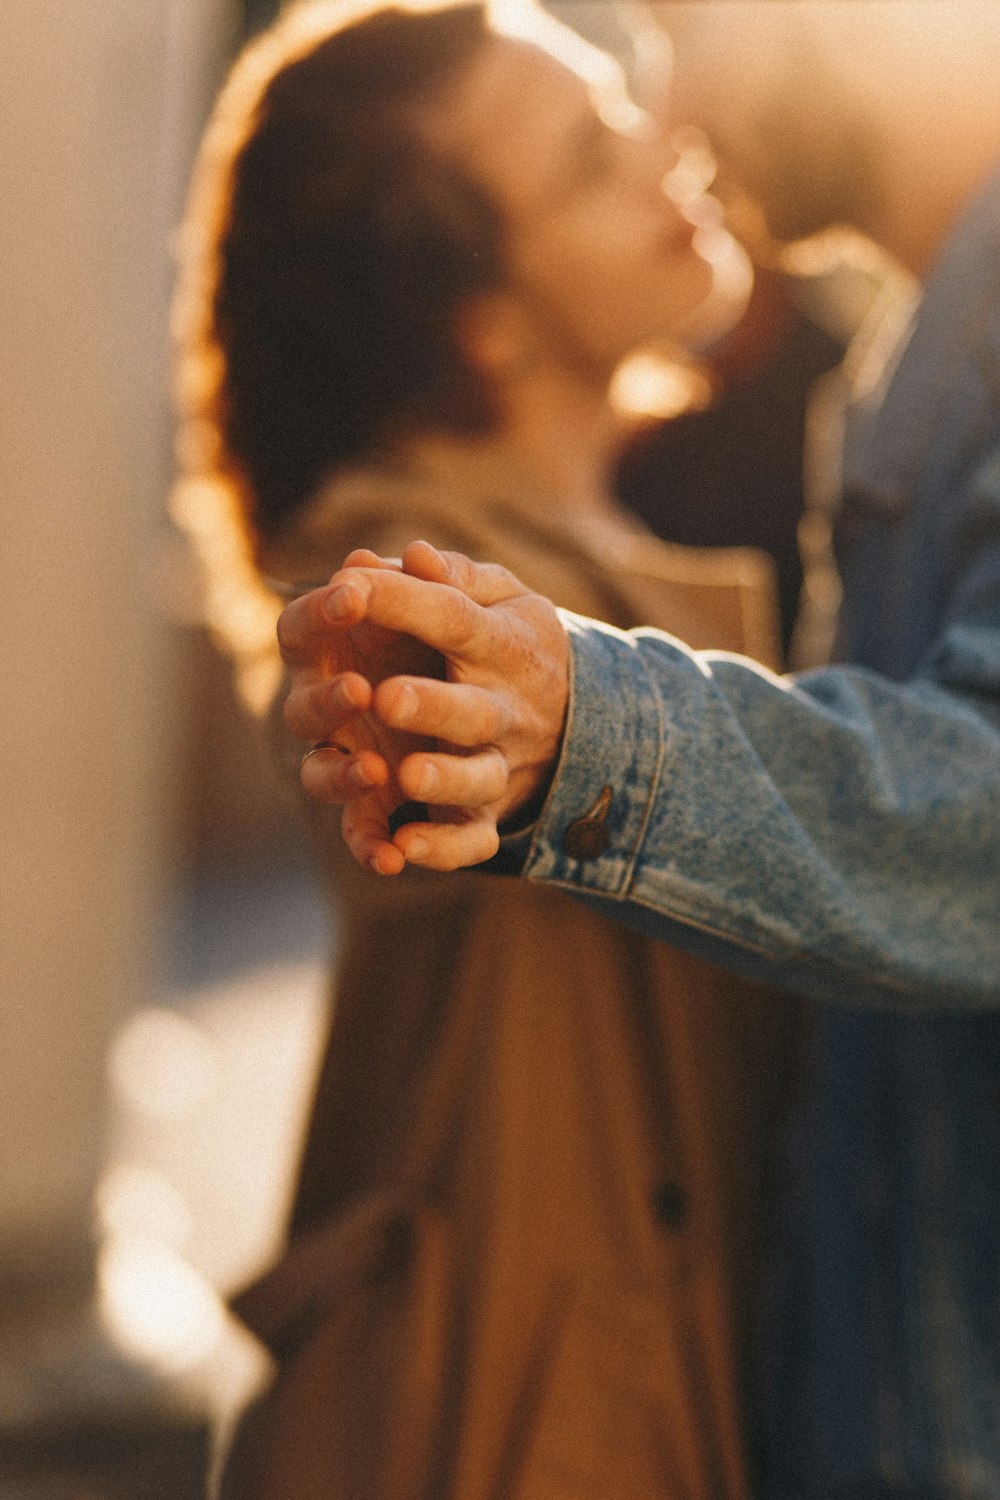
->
[170, 1, 506, 704]
[173, 1, 504, 564]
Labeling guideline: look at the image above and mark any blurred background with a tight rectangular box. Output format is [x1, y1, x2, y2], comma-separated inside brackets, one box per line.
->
[1, 3, 329, 1494]
[2, 2, 999, 1495]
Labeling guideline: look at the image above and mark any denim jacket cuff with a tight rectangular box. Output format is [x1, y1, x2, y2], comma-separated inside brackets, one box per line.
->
[520, 612, 667, 893]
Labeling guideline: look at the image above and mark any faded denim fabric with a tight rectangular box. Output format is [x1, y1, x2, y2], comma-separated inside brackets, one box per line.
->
[519, 168, 1000, 1494]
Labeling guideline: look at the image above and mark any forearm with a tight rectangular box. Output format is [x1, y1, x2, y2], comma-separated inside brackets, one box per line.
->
[520, 614, 1000, 1011]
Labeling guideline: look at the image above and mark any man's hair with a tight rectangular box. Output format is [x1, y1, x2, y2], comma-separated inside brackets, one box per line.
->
[175, 2, 504, 551]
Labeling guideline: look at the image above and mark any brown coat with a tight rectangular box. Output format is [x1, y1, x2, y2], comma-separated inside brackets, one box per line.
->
[220, 468, 803, 1500]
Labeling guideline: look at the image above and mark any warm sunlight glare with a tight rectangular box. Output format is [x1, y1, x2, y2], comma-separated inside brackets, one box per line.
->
[96, 1164, 195, 1256]
[489, 0, 646, 134]
[97, 1238, 226, 1375]
[108, 1008, 218, 1121]
[609, 353, 713, 421]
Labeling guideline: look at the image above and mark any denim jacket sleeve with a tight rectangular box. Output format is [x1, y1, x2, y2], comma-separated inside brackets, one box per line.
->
[517, 167, 1000, 1014]
[517, 547, 1000, 1012]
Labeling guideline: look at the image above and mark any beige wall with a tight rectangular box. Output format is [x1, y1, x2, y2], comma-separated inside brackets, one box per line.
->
[0, 0, 234, 1280]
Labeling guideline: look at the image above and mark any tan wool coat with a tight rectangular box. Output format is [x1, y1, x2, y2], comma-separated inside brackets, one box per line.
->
[219, 466, 804, 1500]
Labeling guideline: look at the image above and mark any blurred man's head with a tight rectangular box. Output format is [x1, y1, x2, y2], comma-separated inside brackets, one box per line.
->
[653, 3, 883, 244]
[649, 0, 1000, 270]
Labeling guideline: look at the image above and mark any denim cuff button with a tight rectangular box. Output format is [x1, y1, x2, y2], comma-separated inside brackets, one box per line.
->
[562, 785, 613, 860]
[563, 818, 610, 859]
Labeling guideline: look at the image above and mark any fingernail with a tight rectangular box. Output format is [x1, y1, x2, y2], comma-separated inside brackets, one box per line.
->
[391, 682, 419, 724]
[333, 678, 363, 712]
[414, 763, 439, 797]
[324, 579, 368, 621]
[423, 543, 449, 576]
[323, 588, 349, 621]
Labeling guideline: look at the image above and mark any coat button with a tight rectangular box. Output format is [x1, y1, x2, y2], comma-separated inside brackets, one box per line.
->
[652, 1182, 689, 1229]
[562, 784, 613, 860]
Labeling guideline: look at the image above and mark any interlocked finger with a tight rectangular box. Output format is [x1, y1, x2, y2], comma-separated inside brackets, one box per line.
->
[300, 743, 389, 803]
[341, 796, 406, 876]
[276, 583, 346, 667]
[284, 671, 372, 742]
[398, 745, 509, 808]
[393, 809, 501, 872]
[374, 676, 506, 746]
[318, 567, 509, 664]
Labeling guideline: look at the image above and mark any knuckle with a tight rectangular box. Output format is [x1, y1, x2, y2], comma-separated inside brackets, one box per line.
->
[444, 590, 480, 651]
[489, 750, 510, 796]
[481, 693, 508, 743]
[435, 549, 467, 584]
[489, 562, 521, 596]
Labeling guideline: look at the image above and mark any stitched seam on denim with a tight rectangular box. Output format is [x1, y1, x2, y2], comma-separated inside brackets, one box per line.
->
[532, 878, 1000, 1010]
[522, 609, 581, 874]
[618, 642, 670, 892]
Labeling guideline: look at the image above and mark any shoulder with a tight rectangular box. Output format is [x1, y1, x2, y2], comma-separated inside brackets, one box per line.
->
[261, 467, 490, 584]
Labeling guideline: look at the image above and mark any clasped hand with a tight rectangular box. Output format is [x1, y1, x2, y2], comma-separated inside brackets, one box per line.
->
[277, 541, 570, 874]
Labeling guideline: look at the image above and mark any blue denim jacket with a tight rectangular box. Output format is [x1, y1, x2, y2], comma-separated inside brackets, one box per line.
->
[518, 170, 1000, 1494]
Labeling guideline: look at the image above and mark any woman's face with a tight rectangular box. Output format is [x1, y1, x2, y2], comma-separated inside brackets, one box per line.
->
[421, 33, 715, 379]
